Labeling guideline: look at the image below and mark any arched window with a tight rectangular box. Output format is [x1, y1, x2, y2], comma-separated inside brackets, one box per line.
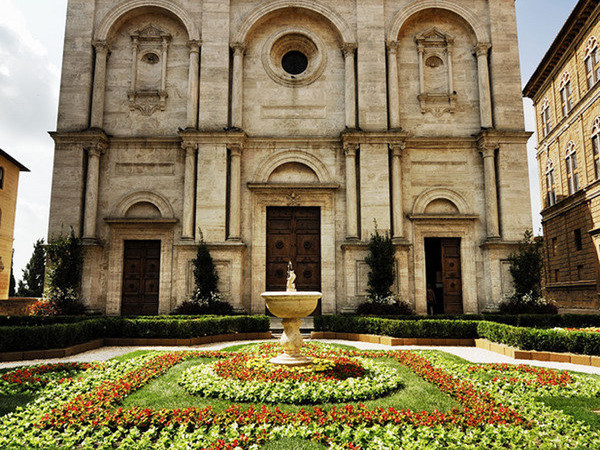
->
[0, 166, 4, 189]
[592, 117, 600, 179]
[560, 72, 573, 117]
[585, 37, 600, 89]
[545, 159, 556, 207]
[565, 141, 580, 195]
[540, 98, 551, 137]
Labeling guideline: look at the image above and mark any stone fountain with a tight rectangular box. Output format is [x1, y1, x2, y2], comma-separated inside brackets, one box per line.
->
[261, 262, 322, 366]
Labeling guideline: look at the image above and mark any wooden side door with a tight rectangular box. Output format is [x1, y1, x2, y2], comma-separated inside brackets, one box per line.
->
[121, 240, 161, 316]
[441, 238, 463, 314]
[266, 207, 321, 314]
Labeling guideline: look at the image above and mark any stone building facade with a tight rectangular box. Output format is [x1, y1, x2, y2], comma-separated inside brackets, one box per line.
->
[49, 0, 531, 316]
[524, 0, 600, 313]
[0, 150, 29, 300]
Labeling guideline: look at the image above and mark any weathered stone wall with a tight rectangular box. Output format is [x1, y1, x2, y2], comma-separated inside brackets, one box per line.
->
[0, 154, 21, 299]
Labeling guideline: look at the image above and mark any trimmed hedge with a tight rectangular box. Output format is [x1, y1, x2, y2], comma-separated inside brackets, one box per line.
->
[314, 315, 479, 339]
[0, 316, 270, 352]
[477, 321, 600, 356]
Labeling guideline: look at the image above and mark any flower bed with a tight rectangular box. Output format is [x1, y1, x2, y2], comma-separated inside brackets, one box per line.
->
[0, 344, 599, 448]
[0, 362, 97, 394]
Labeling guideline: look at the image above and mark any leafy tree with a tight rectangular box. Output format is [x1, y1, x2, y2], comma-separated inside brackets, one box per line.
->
[17, 239, 46, 297]
[192, 239, 219, 300]
[9, 250, 16, 297]
[365, 226, 395, 298]
[508, 230, 544, 298]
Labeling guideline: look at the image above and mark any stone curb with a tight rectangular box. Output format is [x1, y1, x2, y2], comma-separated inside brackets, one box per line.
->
[0, 332, 272, 363]
[474, 338, 600, 367]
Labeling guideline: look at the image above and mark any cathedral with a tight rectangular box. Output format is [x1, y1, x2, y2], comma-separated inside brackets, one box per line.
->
[48, 0, 532, 316]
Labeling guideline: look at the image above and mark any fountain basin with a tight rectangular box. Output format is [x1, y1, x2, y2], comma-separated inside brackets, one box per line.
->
[262, 291, 322, 318]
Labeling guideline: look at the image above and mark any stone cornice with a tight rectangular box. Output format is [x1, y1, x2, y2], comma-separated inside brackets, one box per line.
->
[50, 129, 109, 146]
[178, 129, 247, 147]
[246, 182, 340, 191]
[341, 130, 409, 145]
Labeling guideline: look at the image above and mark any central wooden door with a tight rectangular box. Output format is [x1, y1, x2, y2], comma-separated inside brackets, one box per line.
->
[121, 240, 161, 316]
[266, 207, 321, 314]
[441, 238, 463, 314]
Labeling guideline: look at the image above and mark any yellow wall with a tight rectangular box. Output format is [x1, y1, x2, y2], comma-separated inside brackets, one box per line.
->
[0, 154, 21, 299]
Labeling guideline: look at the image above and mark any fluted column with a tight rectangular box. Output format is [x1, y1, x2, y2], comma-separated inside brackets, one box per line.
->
[83, 142, 107, 239]
[228, 144, 243, 240]
[387, 41, 400, 129]
[181, 142, 197, 240]
[90, 41, 109, 129]
[391, 143, 405, 238]
[344, 143, 359, 239]
[475, 43, 493, 129]
[479, 143, 500, 238]
[186, 40, 201, 128]
[231, 43, 245, 129]
[342, 44, 357, 129]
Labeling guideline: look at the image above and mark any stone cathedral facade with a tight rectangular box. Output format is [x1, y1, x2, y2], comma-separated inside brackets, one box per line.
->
[49, 0, 532, 316]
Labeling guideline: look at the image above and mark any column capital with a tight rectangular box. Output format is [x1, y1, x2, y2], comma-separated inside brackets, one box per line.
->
[474, 42, 491, 57]
[87, 141, 107, 158]
[341, 43, 357, 57]
[188, 40, 202, 53]
[228, 143, 243, 157]
[390, 142, 406, 157]
[181, 141, 198, 154]
[478, 140, 496, 158]
[343, 143, 359, 157]
[386, 40, 399, 54]
[231, 42, 246, 56]
[92, 40, 110, 54]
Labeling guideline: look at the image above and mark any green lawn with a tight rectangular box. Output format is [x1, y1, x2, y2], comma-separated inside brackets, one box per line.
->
[121, 355, 459, 413]
[538, 396, 600, 430]
[261, 438, 326, 450]
[0, 393, 35, 417]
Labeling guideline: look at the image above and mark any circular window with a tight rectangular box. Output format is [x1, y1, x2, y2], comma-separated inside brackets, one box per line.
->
[282, 51, 308, 75]
[262, 29, 326, 86]
[425, 55, 444, 68]
[142, 52, 160, 64]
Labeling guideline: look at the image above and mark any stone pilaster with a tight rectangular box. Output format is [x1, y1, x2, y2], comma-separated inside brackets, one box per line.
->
[475, 43, 493, 129]
[83, 140, 107, 240]
[342, 43, 357, 129]
[478, 140, 500, 239]
[90, 41, 109, 129]
[181, 141, 198, 240]
[228, 143, 243, 240]
[386, 41, 400, 129]
[186, 40, 201, 128]
[344, 143, 359, 239]
[231, 43, 245, 129]
[390, 142, 405, 238]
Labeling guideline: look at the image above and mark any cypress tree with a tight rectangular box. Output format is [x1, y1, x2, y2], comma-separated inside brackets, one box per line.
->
[365, 227, 395, 298]
[17, 239, 46, 297]
[9, 250, 16, 297]
[192, 239, 219, 300]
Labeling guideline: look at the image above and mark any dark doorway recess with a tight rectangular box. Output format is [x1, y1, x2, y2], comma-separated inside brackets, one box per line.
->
[266, 207, 321, 315]
[121, 240, 161, 316]
[425, 238, 463, 315]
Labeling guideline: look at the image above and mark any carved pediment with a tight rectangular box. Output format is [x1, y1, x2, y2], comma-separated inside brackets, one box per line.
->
[132, 25, 170, 41]
[416, 27, 453, 47]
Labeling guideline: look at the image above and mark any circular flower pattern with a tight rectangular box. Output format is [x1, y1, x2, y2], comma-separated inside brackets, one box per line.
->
[179, 357, 404, 404]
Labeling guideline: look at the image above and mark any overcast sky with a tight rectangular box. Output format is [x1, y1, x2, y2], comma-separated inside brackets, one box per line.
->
[0, 0, 579, 284]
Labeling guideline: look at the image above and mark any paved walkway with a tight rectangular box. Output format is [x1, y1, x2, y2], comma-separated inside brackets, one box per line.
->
[1, 339, 599, 375]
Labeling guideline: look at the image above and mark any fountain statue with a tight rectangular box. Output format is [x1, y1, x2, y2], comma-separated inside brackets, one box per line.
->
[261, 261, 322, 366]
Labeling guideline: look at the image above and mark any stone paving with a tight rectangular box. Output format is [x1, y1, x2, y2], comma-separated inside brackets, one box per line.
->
[1, 339, 599, 375]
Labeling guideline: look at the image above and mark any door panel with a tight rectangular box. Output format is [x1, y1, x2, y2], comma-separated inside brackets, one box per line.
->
[266, 207, 321, 314]
[441, 238, 463, 314]
[121, 240, 161, 316]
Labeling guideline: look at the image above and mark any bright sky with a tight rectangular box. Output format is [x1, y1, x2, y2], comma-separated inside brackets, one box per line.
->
[0, 0, 579, 283]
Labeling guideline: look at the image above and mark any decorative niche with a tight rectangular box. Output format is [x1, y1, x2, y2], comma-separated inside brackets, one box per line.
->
[128, 25, 171, 116]
[415, 27, 457, 116]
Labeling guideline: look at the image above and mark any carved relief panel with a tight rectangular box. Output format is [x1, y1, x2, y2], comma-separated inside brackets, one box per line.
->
[129, 25, 171, 116]
[415, 27, 456, 116]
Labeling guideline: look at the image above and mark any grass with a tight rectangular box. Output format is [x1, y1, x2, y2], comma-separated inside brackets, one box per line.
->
[0, 393, 35, 416]
[111, 350, 157, 362]
[261, 438, 326, 449]
[121, 355, 459, 413]
[538, 396, 600, 430]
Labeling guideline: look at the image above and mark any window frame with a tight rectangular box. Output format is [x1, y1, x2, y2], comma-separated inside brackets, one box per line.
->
[565, 141, 580, 195]
[540, 98, 551, 137]
[592, 117, 600, 180]
[585, 37, 600, 89]
[559, 73, 573, 117]
[545, 159, 556, 207]
[0, 166, 4, 190]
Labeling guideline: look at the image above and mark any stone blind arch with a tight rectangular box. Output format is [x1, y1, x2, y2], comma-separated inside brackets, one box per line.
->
[233, 0, 355, 45]
[387, 0, 488, 43]
[253, 150, 332, 183]
[95, 0, 200, 42]
[112, 191, 175, 218]
[412, 187, 470, 215]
